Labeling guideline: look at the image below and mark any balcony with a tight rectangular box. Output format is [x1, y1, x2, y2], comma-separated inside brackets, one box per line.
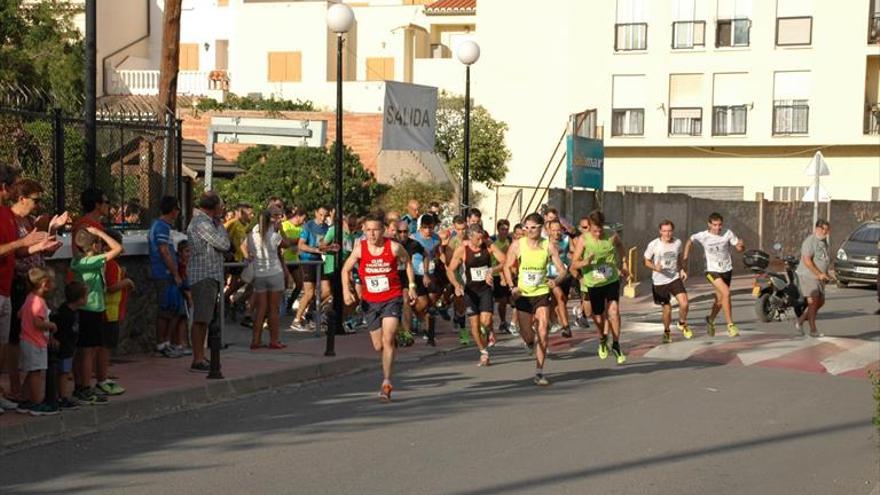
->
[870, 13, 880, 44]
[108, 69, 230, 98]
[866, 105, 880, 135]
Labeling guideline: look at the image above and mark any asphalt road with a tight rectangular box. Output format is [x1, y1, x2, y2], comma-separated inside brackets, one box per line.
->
[2, 287, 878, 495]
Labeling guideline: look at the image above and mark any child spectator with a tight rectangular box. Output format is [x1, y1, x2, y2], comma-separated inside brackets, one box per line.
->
[16, 267, 58, 416]
[71, 226, 122, 404]
[168, 240, 193, 356]
[99, 229, 134, 396]
[49, 281, 88, 409]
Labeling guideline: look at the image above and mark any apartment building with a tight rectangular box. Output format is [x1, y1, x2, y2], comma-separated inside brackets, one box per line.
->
[476, 0, 879, 215]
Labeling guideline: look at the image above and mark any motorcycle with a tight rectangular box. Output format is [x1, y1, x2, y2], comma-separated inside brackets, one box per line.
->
[744, 244, 806, 322]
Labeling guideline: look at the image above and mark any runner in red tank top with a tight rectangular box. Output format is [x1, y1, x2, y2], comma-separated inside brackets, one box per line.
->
[342, 213, 416, 402]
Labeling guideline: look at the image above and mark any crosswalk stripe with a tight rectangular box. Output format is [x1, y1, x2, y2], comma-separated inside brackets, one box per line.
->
[820, 340, 880, 376]
[735, 338, 821, 366]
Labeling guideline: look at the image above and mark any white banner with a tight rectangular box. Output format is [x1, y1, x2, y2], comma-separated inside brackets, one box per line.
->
[382, 81, 437, 152]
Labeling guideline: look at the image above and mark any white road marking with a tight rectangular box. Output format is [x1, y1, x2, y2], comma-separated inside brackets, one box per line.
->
[820, 339, 880, 375]
[736, 338, 819, 366]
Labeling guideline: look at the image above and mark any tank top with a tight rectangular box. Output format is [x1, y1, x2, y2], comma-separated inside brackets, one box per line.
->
[547, 235, 570, 278]
[358, 239, 402, 303]
[517, 238, 550, 297]
[580, 235, 620, 289]
[464, 244, 491, 290]
[491, 236, 510, 268]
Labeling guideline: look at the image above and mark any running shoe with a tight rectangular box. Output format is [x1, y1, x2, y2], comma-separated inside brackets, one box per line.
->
[809, 330, 824, 338]
[705, 316, 716, 337]
[397, 330, 415, 347]
[662, 331, 672, 344]
[597, 337, 609, 360]
[379, 382, 393, 402]
[158, 344, 183, 359]
[172, 345, 193, 356]
[561, 325, 573, 338]
[96, 380, 126, 396]
[794, 319, 805, 336]
[612, 344, 627, 364]
[189, 361, 211, 373]
[16, 401, 36, 414]
[458, 328, 472, 346]
[509, 323, 520, 336]
[533, 373, 550, 386]
[288, 320, 312, 333]
[58, 397, 81, 410]
[677, 322, 694, 340]
[498, 321, 510, 334]
[74, 388, 109, 405]
[550, 323, 562, 334]
[344, 320, 358, 334]
[726, 323, 740, 338]
[0, 396, 18, 410]
[28, 402, 60, 416]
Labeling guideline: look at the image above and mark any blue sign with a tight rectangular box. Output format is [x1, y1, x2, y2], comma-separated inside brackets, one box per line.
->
[566, 135, 604, 189]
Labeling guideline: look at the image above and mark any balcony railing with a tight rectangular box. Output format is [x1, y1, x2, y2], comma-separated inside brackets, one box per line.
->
[615, 23, 648, 51]
[870, 14, 880, 44]
[866, 106, 880, 135]
[108, 69, 230, 96]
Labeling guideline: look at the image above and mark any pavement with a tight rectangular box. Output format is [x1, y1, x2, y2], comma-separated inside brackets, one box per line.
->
[0, 284, 877, 494]
[0, 274, 872, 452]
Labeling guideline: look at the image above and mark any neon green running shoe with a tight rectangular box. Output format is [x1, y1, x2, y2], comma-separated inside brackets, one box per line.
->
[598, 337, 609, 360]
[677, 322, 694, 340]
[662, 331, 672, 344]
[727, 323, 740, 338]
[612, 344, 626, 364]
[705, 316, 716, 337]
[459, 328, 472, 346]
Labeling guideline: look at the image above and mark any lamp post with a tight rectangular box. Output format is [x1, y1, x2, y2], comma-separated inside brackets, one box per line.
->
[456, 40, 480, 217]
[325, 3, 354, 357]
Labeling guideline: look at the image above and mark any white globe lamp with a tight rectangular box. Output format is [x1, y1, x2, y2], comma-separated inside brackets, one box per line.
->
[456, 40, 480, 66]
[326, 3, 355, 34]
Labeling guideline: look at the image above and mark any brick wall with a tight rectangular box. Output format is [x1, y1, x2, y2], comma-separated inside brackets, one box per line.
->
[180, 109, 384, 174]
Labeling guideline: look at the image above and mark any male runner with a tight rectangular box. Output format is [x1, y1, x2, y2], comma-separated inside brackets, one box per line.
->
[571, 211, 629, 365]
[683, 212, 745, 337]
[445, 215, 470, 343]
[342, 213, 416, 402]
[395, 220, 424, 345]
[547, 220, 574, 338]
[490, 219, 512, 334]
[644, 220, 692, 343]
[503, 213, 567, 386]
[447, 224, 506, 365]
[411, 215, 441, 346]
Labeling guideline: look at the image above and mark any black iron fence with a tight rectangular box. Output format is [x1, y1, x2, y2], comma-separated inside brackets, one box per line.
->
[0, 105, 182, 228]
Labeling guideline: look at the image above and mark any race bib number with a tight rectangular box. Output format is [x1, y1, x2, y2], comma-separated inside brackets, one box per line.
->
[521, 269, 545, 287]
[592, 265, 613, 281]
[428, 260, 436, 273]
[365, 275, 390, 294]
[470, 266, 489, 282]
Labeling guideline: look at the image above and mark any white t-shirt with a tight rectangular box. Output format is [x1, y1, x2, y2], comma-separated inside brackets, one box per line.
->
[690, 229, 739, 273]
[644, 238, 682, 285]
[249, 225, 284, 277]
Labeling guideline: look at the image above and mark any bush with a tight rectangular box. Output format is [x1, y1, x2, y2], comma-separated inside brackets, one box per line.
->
[195, 93, 315, 114]
[380, 173, 454, 215]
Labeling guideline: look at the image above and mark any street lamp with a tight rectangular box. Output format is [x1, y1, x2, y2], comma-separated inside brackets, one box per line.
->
[456, 40, 480, 217]
[326, 2, 354, 357]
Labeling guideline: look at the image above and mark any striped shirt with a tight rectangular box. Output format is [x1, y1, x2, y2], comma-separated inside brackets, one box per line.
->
[186, 208, 230, 285]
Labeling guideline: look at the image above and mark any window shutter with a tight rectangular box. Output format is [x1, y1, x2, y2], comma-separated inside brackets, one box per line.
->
[669, 74, 703, 107]
[612, 75, 647, 108]
[713, 73, 747, 106]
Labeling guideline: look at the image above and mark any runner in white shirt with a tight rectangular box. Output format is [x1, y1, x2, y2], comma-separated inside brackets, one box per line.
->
[644, 220, 692, 344]
[683, 212, 745, 337]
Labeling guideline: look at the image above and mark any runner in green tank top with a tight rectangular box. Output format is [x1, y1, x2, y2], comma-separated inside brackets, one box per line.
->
[503, 213, 568, 386]
[490, 219, 512, 335]
[571, 211, 629, 365]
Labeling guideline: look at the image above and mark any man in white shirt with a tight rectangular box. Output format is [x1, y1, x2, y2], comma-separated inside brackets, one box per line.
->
[644, 220, 692, 344]
[684, 212, 745, 338]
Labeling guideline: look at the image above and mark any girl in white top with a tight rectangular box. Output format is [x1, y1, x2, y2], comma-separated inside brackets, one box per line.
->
[246, 206, 288, 350]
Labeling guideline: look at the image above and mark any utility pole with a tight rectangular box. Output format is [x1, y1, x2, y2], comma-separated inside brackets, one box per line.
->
[84, 0, 96, 187]
[156, 0, 182, 199]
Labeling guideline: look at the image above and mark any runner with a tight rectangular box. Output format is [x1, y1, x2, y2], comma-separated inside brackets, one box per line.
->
[342, 213, 416, 402]
[395, 220, 424, 346]
[644, 220, 692, 343]
[401, 199, 421, 235]
[445, 215, 469, 343]
[569, 216, 593, 329]
[546, 220, 575, 338]
[281, 207, 307, 316]
[446, 224, 507, 366]
[503, 213, 568, 386]
[683, 212, 745, 337]
[490, 219, 512, 334]
[411, 215, 441, 346]
[507, 222, 526, 335]
[571, 211, 629, 365]
[290, 206, 330, 332]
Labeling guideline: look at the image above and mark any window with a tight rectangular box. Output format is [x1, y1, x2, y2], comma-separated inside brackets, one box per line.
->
[366, 57, 395, 81]
[712, 106, 747, 135]
[612, 109, 645, 136]
[267, 52, 301, 82]
[215, 40, 229, 70]
[179, 43, 199, 71]
[872, 187, 880, 201]
[776, 0, 812, 46]
[612, 75, 646, 136]
[716, 0, 752, 46]
[672, 22, 706, 48]
[870, 0, 880, 44]
[217, 0, 229, 6]
[773, 186, 808, 201]
[850, 225, 880, 243]
[617, 185, 654, 193]
[773, 71, 810, 134]
[669, 73, 704, 136]
[615, 0, 648, 51]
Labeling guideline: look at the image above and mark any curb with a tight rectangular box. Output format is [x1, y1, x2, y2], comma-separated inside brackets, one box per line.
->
[0, 356, 376, 452]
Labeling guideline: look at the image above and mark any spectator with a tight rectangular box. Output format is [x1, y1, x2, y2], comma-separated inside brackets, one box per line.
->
[6, 179, 63, 403]
[402, 199, 420, 234]
[98, 229, 134, 396]
[122, 201, 141, 227]
[290, 206, 330, 332]
[246, 206, 287, 349]
[15, 267, 58, 416]
[795, 219, 832, 337]
[223, 203, 253, 325]
[186, 192, 230, 373]
[49, 281, 88, 410]
[148, 196, 184, 358]
[71, 226, 122, 404]
[71, 188, 109, 259]
[173, 240, 193, 355]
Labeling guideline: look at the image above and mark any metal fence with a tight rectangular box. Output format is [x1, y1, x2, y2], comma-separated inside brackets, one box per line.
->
[0, 103, 182, 228]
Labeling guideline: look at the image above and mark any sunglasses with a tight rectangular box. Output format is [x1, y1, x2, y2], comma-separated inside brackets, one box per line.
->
[27, 195, 41, 202]
[397, 229, 409, 233]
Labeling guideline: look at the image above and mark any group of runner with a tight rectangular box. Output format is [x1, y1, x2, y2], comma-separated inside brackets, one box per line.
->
[341, 201, 746, 402]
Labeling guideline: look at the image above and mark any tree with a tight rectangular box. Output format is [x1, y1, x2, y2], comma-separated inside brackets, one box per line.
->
[219, 145, 389, 216]
[434, 91, 512, 188]
[0, 1, 84, 110]
[380, 172, 454, 214]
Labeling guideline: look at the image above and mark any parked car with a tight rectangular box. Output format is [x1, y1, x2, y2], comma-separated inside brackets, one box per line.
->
[835, 221, 880, 287]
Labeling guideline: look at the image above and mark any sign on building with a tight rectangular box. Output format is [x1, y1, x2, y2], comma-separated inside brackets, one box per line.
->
[382, 81, 437, 152]
[566, 135, 604, 190]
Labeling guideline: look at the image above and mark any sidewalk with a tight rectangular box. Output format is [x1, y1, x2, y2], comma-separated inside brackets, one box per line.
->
[0, 274, 754, 450]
